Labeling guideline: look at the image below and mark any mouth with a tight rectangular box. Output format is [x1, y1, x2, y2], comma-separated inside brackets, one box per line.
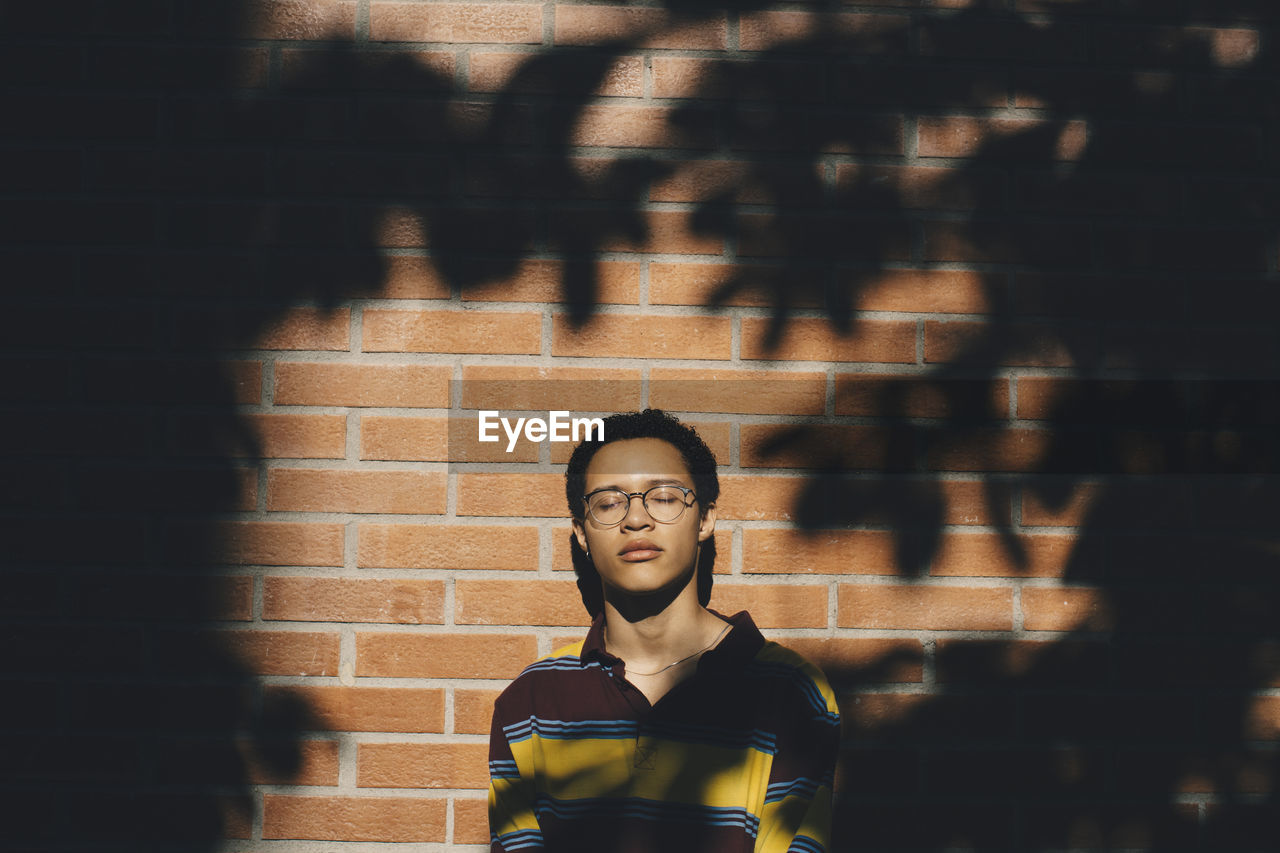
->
[619, 540, 662, 562]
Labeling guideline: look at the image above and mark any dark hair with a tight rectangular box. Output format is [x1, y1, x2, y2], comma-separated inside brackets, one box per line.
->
[565, 409, 720, 616]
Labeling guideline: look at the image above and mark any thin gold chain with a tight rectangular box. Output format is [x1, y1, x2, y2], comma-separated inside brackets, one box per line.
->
[610, 621, 731, 678]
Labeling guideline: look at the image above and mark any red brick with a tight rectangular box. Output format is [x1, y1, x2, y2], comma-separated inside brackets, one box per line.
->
[1242, 697, 1280, 740]
[568, 105, 713, 150]
[191, 0, 356, 40]
[280, 48, 454, 89]
[361, 416, 449, 462]
[455, 689, 502, 734]
[926, 428, 1063, 474]
[358, 743, 490, 789]
[552, 315, 731, 360]
[453, 797, 490, 844]
[443, 259, 640, 305]
[263, 794, 445, 842]
[470, 53, 643, 97]
[380, 255, 453, 298]
[648, 263, 822, 308]
[550, 209, 721, 254]
[449, 416, 542, 463]
[739, 424, 907, 470]
[649, 368, 825, 414]
[838, 584, 1013, 630]
[554, 6, 726, 49]
[743, 529, 897, 575]
[155, 736, 339, 787]
[456, 580, 591, 626]
[170, 521, 344, 567]
[220, 630, 340, 676]
[245, 739, 340, 786]
[1095, 24, 1261, 68]
[1020, 483, 1101, 527]
[736, 214, 910, 259]
[834, 164, 1006, 212]
[246, 413, 346, 459]
[461, 365, 643, 411]
[363, 309, 541, 354]
[741, 318, 916, 363]
[263, 577, 445, 624]
[738, 11, 909, 52]
[919, 16, 1086, 61]
[834, 374, 1009, 419]
[356, 633, 537, 678]
[274, 363, 450, 407]
[649, 160, 821, 205]
[272, 686, 445, 733]
[1022, 587, 1114, 632]
[458, 473, 563, 517]
[708, 584, 828, 628]
[918, 117, 1088, 161]
[923, 220, 1093, 266]
[370, 3, 542, 43]
[777, 637, 923, 684]
[931, 533, 1079, 578]
[267, 469, 447, 514]
[359, 524, 539, 570]
[838, 692, 931, 736]
[925, 321, 1090, 367]
[717, 476, 805, 522]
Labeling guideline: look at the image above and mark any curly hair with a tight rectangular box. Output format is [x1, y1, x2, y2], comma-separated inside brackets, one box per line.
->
[564, 409, 720, 616]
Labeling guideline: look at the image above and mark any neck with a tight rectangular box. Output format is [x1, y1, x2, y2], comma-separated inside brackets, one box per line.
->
[601, 581, 727, 673]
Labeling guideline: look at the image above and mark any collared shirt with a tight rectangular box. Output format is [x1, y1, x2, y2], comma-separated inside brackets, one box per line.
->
[488, 610, 841, 852]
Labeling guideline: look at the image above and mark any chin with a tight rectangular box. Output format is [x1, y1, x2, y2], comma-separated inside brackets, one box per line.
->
[602, 563, 693, 598]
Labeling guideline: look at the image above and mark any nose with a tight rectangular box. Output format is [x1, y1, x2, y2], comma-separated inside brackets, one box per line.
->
[621, 492, 653, 529]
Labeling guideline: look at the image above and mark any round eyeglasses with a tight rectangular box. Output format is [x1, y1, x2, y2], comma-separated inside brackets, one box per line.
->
[583, 484, 697, 527]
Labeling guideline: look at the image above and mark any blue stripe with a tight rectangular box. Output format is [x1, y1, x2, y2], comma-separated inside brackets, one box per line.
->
[788, 834, 824, 853]
[494, 827, 545, 850]
[765, 776, 823, 803]
[489, 759, 521, 780]
[745, 662, 840, 726]
[519, 656, 602, 675]
[643, 720, 778, 755]
[534, 794, 760, 837]
[504, 717, 639, 743]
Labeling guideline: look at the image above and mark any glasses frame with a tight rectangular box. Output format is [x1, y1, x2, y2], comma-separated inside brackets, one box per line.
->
[581, 484, 698, 527]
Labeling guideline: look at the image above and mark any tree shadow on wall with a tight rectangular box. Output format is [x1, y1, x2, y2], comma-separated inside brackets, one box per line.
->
[3, 0, 1279, 850]
[672, 3, 1280, 850]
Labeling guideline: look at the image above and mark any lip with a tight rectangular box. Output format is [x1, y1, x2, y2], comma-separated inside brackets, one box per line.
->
[619, 539, 662, 561]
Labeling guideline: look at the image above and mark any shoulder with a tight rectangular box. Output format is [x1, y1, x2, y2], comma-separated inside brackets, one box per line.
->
[746, 640, 840, 725]
[493, 639, 591, 713]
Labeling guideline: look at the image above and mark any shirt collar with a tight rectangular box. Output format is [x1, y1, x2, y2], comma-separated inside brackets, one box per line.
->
[581, 609, 765, 672]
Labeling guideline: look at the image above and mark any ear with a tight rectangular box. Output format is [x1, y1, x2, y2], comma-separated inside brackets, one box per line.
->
[572, 517, 589, 553]
[697, 502, 716, 542]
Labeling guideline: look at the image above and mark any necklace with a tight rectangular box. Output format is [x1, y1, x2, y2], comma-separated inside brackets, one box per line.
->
[611, 621, 732, 678]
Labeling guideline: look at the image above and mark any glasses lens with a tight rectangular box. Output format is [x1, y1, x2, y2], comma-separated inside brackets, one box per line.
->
[643, 486, 688, 522]
[587, 490, 629, 525]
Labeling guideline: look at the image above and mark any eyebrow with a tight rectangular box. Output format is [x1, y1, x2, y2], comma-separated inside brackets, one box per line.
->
[590, 477, 688, 492]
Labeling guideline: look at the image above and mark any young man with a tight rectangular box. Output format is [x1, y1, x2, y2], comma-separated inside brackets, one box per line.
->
[488, 410, 840, 852]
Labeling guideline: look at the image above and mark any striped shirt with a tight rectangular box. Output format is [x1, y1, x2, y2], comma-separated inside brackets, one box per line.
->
[488, 610, 841, 852]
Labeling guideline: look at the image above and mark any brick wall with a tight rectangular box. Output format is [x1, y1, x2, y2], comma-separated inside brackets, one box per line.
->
[3, 0, 1279, 850]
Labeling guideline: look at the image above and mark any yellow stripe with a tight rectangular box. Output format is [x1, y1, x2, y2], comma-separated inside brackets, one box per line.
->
[756, 785, 832, 853]
[488, 775, 540, 838]
[755, 641, 840, 716]
[511, 734, 773, 812]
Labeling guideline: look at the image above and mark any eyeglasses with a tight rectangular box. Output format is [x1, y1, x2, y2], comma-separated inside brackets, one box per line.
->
[582, 485, 698, 527]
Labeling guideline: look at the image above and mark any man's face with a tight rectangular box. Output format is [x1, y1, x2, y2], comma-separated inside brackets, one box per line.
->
[572, 437, 716, 601]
